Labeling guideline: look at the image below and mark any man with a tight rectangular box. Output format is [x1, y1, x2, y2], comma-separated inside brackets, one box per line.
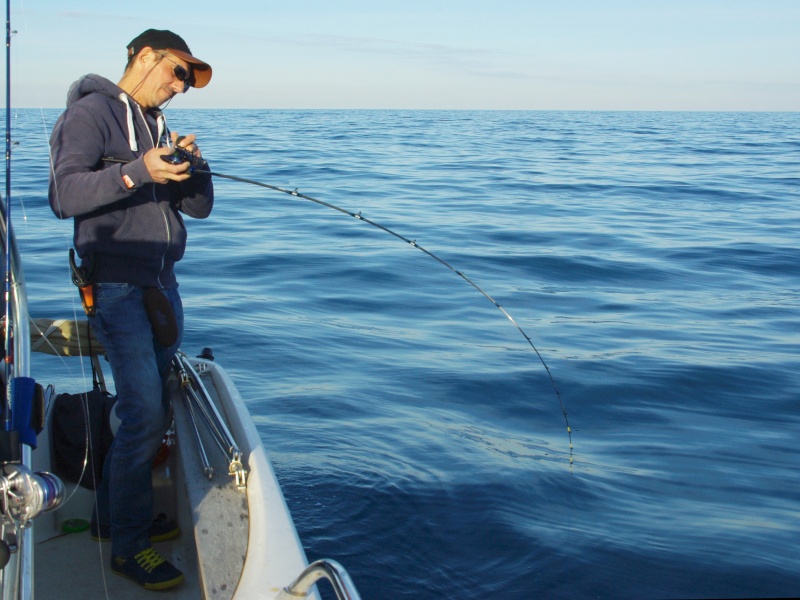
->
[48, 29, 213, 591]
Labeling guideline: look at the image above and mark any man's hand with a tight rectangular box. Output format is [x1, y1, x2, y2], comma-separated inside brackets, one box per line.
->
[143, 132, 204, 184]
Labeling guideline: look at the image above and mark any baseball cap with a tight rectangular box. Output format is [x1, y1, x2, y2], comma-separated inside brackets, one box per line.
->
[127, 29, 212, 88]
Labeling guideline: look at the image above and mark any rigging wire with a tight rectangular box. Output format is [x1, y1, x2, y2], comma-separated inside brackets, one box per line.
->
[200, 167, 574, 465]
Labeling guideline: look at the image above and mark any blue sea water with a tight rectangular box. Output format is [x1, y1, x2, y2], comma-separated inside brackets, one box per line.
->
[9, 108, 800, 599]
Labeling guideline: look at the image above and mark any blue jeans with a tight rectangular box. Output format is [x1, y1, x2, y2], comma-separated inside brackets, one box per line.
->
[89, 283, 183, 557]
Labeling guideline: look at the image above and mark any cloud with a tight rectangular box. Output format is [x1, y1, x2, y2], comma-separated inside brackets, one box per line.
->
[265, 31, 533, 81]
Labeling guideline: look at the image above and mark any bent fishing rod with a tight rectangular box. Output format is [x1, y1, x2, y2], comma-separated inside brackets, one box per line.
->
[107, 151, 574, 464]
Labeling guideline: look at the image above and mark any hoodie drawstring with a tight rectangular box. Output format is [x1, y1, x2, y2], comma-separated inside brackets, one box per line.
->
[118, 94, 171, 153]
[119, 93, 138, 152]
[157, 113, 169, 148]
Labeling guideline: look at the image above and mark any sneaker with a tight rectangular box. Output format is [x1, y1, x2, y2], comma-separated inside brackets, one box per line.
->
[111, 547, 185, 590]
[91, 513, 180, 543]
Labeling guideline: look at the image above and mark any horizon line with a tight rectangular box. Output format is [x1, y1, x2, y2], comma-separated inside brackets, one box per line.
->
[6, 106, 799, 113]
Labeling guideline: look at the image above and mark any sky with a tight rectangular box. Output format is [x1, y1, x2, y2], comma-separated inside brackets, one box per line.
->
[5, 0, 800, 111]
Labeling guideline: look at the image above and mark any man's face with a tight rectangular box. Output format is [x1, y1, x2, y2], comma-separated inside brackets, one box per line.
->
[138, 50, 192, 108]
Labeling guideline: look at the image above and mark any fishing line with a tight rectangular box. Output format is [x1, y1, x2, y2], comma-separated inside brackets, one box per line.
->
[210, 169, 574, 464]
[104, 157, 574, 465]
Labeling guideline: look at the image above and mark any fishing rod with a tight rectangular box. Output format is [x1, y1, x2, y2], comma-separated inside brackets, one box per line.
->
[1, 3, 66, 588]
[3, 0, 12, 431]
[108, 152, 574, 464]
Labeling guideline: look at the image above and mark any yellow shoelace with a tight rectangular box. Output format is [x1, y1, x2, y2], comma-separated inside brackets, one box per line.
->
[134, 548, 166, 573]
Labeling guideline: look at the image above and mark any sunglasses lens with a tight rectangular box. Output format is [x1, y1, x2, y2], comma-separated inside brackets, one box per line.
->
[161, 53, 194, 91]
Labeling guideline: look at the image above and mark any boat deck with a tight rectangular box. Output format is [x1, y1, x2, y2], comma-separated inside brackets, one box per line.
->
[34, 525, 199, 599]
[30, 369, 250, 599]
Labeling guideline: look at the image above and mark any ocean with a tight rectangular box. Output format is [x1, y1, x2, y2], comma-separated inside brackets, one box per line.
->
[10, 108, 800, 599]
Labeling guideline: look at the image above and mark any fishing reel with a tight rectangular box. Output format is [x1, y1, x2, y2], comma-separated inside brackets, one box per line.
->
[0, 464, 64, 570]
[0, 464, 64, 526]
[161, 146, 206, 171]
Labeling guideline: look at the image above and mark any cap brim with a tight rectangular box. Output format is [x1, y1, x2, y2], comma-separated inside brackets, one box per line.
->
[169, 48, 212, 88]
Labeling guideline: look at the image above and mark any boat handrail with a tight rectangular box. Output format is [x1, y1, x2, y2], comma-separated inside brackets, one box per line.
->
[276, 559, 362, 600]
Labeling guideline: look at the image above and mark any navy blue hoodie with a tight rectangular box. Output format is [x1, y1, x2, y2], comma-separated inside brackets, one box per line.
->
[49, 74, 213, 289]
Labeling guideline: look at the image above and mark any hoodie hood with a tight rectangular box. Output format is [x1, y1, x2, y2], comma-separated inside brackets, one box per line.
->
[65, 74, 167, 153]
[66, 74, 121, 108]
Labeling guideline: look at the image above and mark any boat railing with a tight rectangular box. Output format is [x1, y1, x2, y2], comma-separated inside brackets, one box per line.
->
[276, 559, 362, 600]
[173, 353, 248, 489]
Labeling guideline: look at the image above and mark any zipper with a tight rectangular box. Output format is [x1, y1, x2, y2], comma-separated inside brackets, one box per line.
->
[155, 192, 171, 289]
[136, 103, 172, 288]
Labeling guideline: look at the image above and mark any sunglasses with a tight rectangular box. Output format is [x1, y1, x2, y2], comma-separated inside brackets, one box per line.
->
[159, 53, 194, 92]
